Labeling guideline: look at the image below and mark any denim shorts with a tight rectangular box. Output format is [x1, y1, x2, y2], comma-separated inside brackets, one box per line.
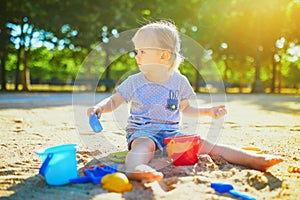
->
[126, 129, 184, 151]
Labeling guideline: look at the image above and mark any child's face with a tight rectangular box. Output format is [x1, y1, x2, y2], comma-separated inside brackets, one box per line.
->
[134, 48, 170, 74]
[134, 48, 161, 67]
[133, 29, 174, 74]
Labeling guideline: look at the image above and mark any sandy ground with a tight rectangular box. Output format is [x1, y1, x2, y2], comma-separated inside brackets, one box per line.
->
[0, 92, 299, 200]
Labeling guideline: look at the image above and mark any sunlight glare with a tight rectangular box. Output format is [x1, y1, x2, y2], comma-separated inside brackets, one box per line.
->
[276, 37, 285, 49]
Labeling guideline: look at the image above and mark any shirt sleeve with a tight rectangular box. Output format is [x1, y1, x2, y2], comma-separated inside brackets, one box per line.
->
[180, 75, 196, 101]
[115, 76, 134, 103]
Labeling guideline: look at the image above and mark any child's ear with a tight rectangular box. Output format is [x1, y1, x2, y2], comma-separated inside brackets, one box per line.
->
[160, 51, 171, 61]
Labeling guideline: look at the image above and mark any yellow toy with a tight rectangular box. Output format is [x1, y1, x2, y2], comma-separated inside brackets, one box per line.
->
[242, 147, 264, 154]
[288, 165, 300, 173]
[101, 172, 133, 193]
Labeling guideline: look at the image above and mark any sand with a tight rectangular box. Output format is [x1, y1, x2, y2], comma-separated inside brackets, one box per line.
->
[0, 93, 299, 200]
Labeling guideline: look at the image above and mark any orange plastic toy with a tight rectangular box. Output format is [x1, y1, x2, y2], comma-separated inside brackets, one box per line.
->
[164, 135, 201, 166]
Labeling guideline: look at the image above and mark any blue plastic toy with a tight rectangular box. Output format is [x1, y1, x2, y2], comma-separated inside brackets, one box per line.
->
[89, 113, 103, 133]
[36, 144, 78, 186]
[211, 182, 256, 200]
[69, 164, 118, 184]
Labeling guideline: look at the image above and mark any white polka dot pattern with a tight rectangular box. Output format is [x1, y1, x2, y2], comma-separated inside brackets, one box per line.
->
[116, 72, 195, 130]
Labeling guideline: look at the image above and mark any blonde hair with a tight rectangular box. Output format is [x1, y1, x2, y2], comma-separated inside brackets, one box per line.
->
[132, 20, 184, 71]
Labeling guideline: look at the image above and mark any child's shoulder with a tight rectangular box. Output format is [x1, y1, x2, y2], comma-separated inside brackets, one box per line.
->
[172, 71, 189, 81]
[121, 72, 144, 84]
[130, 72, 143, 78]
[125, 72, 143, 82]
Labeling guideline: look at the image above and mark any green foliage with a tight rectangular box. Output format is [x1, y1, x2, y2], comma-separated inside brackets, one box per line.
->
[1, 0, 300, 92]
[285, 63, 300, 87]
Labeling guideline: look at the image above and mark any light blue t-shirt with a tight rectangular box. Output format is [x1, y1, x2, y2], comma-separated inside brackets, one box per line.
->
[116, 72, 195, 131]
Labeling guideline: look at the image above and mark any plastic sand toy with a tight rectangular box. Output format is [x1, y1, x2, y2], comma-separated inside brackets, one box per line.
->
[36, 144, 78, 186]
[164, 135, 201, 166]
[108, 151, 128, 163]
[69, 164, 118, 184]
[242, 147, 263, 154]
[211, 182, 256, 200]
[101, 172, 133, 193]
[89, 113, 103, 133]
[288, 165, 300, 173]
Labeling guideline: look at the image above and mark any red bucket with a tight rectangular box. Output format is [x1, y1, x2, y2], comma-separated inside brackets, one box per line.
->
[164, 135, 201, 166]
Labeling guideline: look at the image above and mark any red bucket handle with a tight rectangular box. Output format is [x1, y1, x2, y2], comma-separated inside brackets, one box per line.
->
[164, 135, 201, 144]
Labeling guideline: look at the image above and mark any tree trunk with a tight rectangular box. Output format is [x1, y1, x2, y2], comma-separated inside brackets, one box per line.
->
[278, 63, 282, 93]
[0, 31, 9, 91]
[223, 59, 229, 83]
[195, 69, 199, 93]
[104, 49, 111, 92]
[0, 0, 7, 90]
[85, 57, 92, 91]
[22, 30, 33, 91]
[15, 46, 23, 91]
[239, 71, 244, 93]
[271, 56, 277, 93]
[22, 49, 31, 91]
[0, 51, 7, 91]
[15, 22, 26, 91]
[252, 51, 264, 93]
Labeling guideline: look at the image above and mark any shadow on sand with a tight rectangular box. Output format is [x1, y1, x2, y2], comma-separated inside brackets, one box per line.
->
[1, 93, 299, 115]
[2, 152, 156, 200]
[3, 150, 283, 200]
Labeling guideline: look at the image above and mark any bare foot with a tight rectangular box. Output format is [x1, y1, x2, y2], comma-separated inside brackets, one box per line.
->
[249, 154, 284, 171]
[126, 164, 163, 182]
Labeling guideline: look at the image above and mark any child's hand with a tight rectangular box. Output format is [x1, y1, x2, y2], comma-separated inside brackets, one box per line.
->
[87, 106, 103, 119]
[209, 105, 227, 119]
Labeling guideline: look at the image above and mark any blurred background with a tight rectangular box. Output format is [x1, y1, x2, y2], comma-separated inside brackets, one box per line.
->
[0, 0, 299, 94]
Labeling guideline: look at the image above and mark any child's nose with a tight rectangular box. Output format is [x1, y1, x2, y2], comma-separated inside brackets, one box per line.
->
[135, 54, 140, 60]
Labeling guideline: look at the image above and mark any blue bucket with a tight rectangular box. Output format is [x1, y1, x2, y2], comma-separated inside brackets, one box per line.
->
[36, 144, 78, 186]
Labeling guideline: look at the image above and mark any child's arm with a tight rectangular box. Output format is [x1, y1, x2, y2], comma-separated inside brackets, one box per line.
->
[87, 92, 124, 119]
[179, 99, 227, 119]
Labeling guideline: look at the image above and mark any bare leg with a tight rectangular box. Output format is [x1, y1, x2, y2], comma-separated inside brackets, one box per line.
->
[125, 137, 163, 181]
[199, 139, 284, 171]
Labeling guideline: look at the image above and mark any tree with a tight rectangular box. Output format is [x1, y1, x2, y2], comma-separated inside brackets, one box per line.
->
[0, 0, 13, 90]
[1, 0, 299, 93]
[210, 0, 290, 93]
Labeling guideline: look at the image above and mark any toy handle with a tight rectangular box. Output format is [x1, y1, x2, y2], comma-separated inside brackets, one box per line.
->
[89, 113, 103, 133]
[69, 176, 90, 183]
[39, 153, 53, 176]
[229, 189, 256, 200]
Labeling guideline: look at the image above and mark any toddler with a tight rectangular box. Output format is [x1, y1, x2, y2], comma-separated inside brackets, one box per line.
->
[87, 20, 283, 182]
